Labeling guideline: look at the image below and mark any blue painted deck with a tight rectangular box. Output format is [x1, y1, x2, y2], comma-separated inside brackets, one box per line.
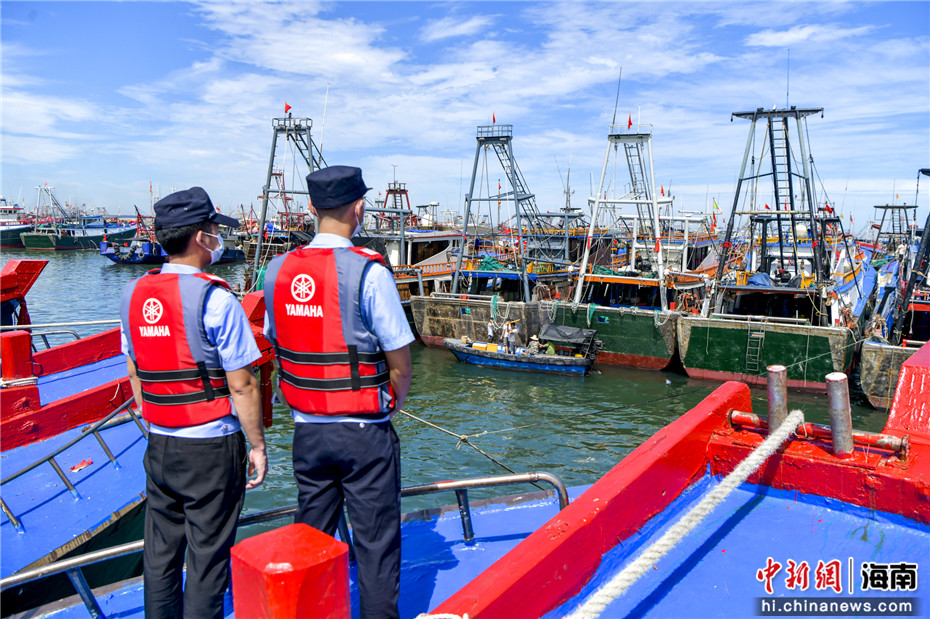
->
[30, 486, 592, 618]
[547, 476, 930, 618]
[0, 418, 147, 576]
[36, 354, 127, 404]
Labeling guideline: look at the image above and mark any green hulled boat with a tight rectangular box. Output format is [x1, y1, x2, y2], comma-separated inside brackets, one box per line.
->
[680, 107, 874, 392]
[21, 219, 136, 250]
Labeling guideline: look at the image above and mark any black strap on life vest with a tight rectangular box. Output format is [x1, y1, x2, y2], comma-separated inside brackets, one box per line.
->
[277, 367, 390, 392]
[275, 346, 386, 366]
[140, 385, 231, 405]
[347, 345, 361, 391]
[135, 367, 226, 382]
[196, 361, 215, 402]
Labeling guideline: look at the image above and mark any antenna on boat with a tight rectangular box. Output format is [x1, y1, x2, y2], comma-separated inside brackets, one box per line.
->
[786, 48, 790, 109]
[319, 84, 330, 157]
[610, 68, 622, 128]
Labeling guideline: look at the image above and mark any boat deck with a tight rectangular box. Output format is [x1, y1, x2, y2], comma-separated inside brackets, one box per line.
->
[37, 354, 127, 403]
[24, 485, 590, 618]
[547, 476, 928, 618]
[1, 417, 147, 576]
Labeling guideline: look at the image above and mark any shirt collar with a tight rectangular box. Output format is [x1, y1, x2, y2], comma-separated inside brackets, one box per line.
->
[308, 233, 353, 249]
[160, 262, 203, 274]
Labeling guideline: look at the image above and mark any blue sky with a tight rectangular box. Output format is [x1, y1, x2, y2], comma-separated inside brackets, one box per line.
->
[2, 1, 928, 234]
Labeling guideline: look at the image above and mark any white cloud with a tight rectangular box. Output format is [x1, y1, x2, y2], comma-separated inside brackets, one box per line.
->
[746, 24, 874, 47]
[420, 16, 494, 43]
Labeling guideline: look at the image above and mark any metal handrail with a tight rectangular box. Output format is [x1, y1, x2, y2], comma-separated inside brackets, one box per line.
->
[0, 398, 146, 531]
[0, 471, 568, 596]
[31, 329, 81, 350]
[0, 320, 120, 331]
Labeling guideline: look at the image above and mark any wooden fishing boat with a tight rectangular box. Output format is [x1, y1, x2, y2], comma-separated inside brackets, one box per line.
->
[678, 107, 875, 392]
[435, 352, 929, 617]
[442, 324, 601, 376]
[858, 171, 930, 409]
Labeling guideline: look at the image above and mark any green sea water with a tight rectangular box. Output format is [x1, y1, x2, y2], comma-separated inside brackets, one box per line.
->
[2, 250, 888, 523]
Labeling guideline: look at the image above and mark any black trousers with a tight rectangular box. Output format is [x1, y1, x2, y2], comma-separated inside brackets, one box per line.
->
[293, 421, 401, 619]
[143, 432, 246, 619]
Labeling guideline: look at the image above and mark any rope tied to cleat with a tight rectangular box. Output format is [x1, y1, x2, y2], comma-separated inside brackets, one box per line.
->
[565, 408, 806, 619]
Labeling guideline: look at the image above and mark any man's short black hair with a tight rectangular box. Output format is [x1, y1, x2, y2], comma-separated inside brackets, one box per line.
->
[155, 221, 211, 256]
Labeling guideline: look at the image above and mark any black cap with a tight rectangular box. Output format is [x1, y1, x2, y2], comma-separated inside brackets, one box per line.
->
[153, 187, 240, 229]
[306, 166, 371, 210]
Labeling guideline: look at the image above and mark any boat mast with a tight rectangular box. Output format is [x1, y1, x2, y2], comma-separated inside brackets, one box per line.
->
[253, 115, 326, 273]
[573, 121, 669, 309]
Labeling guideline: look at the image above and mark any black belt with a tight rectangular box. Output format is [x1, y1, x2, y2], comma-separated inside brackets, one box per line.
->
[141, 385, 231, 406]
[276, 347, 386, 366]
[137, 367, 226, 382]
[278, 367, 390, 392]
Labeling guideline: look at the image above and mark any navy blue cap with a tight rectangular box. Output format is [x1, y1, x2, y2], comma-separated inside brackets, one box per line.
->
[153, 187, 240, 229]
[306, 166, 371, 209]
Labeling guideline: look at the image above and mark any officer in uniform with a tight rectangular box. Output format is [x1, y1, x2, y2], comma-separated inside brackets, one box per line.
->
[263, 166, 413, 619]
[120, 187, 267, 619]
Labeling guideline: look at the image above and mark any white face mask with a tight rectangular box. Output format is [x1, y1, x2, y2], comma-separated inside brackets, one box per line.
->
[200, 231, 225, 265]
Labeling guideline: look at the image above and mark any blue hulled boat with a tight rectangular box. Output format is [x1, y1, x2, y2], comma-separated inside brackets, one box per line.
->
[442, 324, 602, 376]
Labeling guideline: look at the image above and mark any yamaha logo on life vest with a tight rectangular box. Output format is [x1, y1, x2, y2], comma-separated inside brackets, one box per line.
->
[139, 298, 171, 337]
[286, 273, 323, 318]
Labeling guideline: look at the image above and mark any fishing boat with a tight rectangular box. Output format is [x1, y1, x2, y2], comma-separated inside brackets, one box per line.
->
[677, 107, 875, 392]
[435, 355, 928, 618]
[0, 197, 33, 249]
[859, 179, 930, 409]
[8, 347, 928, 617]
[412, 121, 716, 370]
[0, 259, 275, 614]
[20, 185, 136, 251]
[0, 259, 144, 612]
[442, 324, 602, 376]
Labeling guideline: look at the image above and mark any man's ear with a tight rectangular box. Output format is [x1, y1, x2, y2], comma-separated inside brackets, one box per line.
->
[309, 203, 319, 218]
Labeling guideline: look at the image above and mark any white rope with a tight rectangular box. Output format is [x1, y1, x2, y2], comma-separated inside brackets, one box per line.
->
[415, 614, 469, 619]
[653, 310, 672, 327]
[565, 408, 805, 619]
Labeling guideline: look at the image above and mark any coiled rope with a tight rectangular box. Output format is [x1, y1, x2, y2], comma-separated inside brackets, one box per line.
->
[565, 408, 805, 619]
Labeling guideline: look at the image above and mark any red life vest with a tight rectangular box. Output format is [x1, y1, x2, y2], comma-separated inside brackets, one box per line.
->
[263, 246, 394, 415]
[121, 270, 233, 427]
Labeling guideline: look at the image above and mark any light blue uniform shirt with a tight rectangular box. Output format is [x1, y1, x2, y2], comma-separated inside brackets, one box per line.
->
[120, 263, 261, 438]
[263, 233, 415, 424]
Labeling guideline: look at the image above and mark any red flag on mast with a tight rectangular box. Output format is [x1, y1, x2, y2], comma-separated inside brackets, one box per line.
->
[284, 102, 291, 114]
[492, 112, 496, 124]
[627, 114, 632, 130]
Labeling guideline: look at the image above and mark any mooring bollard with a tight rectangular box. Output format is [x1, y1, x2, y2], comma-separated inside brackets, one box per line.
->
[766, 365, 788, 430]
[825, 372, 854, 458]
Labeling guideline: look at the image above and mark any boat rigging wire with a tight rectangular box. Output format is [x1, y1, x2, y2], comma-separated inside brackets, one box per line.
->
[565, 409, 805, 619]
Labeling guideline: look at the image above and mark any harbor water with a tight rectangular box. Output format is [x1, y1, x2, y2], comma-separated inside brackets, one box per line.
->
[2, 250, 889, 528]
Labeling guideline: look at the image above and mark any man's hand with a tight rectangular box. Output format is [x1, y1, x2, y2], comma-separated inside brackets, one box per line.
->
[227, 366, 267, 490]
[246, 446, 267, 489]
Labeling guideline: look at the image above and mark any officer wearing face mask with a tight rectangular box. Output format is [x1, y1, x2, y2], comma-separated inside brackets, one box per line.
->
[120, 186, 267, 618]
[262, 166, 413, 619]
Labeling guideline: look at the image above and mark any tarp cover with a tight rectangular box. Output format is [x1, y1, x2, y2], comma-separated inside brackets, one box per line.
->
[539, 324, 597, 344]
[746, 273, 775, 287]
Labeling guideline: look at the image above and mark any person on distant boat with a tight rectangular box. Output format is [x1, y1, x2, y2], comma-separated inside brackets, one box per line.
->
[527, 334, 540, 355]
[545, 340, 556, 355]
[507, 323, 518, 354]
[487, 318, 495, 343]
[119, 187, 267, 619]
[262, 166, 413, 619]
